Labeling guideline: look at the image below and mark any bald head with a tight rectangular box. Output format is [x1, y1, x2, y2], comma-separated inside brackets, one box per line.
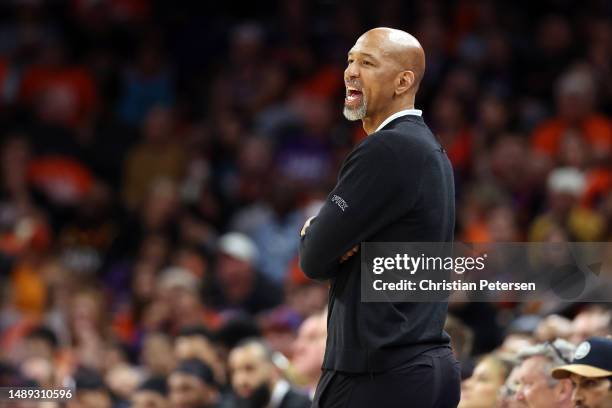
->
[358, 28, 425, 86]
[344, 27, 426, 133]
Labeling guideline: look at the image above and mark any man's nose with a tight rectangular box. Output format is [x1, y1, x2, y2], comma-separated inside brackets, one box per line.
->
[344, 63, 359, 80]
[572, 388, 583, 404]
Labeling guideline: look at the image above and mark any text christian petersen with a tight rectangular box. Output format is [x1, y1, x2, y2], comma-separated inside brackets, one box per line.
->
[370, 253, 537, 292]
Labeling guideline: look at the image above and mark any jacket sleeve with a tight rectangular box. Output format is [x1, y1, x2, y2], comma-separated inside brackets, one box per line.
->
[298, 134, 423, 281]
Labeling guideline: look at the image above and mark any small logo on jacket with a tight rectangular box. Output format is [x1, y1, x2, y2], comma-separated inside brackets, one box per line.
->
[331, 195, 349, 212]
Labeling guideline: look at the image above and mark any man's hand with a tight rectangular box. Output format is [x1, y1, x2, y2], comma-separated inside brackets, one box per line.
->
[340, 245, 359, 263]
[300, 216, 316, 237]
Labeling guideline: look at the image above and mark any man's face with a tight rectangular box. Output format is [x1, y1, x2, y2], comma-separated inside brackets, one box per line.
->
[570, 373, 612, 408]
[216, 254, 254, 303]
[132, 391, 169, 408]
[291, 315, 327, 381]
[168, 372, 215, 408]
[142, 333, 175, 375]
[216, 253, 251, 277]
[229, 345, 274, 399]
[459, 357, 507, 408]
[498, 366, 527, 408]
[343, 33, 398, 121]
[516, 357, 571, 408]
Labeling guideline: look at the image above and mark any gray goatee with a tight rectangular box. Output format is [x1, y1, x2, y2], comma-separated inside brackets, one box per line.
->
[343, 93, 367, 121]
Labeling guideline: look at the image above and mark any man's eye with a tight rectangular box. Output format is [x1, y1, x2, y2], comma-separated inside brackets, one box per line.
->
[347, 59, 353, 65]
[363, 60, 373, 66]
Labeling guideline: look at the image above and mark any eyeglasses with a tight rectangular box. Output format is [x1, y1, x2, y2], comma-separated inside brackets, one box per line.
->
[545, 341, 571, 364]
[499, 383, 518, 398]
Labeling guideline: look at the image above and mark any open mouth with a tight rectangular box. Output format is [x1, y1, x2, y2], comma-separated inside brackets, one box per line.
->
[345, 88, 363, 106]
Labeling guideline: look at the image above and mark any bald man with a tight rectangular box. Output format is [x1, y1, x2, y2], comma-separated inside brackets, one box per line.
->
[299, 28, 460, 407]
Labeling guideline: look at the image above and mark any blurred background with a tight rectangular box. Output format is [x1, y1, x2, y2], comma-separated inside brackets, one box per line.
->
[0, 0, 610, 407]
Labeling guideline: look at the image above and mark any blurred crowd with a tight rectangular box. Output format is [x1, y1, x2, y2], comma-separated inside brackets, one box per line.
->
[0, 0, 611, 407]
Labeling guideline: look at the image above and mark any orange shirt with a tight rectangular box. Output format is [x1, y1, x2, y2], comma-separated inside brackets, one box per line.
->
[11, 261, 47, 316]
[28, 156, 94, 204]
[532, 114, 612, 157]
[19, 65, 97, 128]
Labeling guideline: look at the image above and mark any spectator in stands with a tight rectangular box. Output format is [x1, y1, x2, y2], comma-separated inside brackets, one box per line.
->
[529, 167, 604, 242]
[20, 355, 55, 388]
[19, 39, 97, 130]
[249, 178, 304, 284]
[532, 67, 612, 163]
[228, 338, 311, 408]
[174, 326, 226, 386]
[212, 233, 282, 314]
[105, 363, 142, 407]
[515, 339, 576, 408]
[168, 359, 220, 408]
[22, 326, 58, 362]
[290, 311, 326, 398]
[122, 107, 185, 210]
[68, 367, 112, 408]
[66, 288, 110, 371]
[141, 332, 176, 378]
[117, 44, 175, 126]
[132, 376, 169, 408]
[497, 365, 523, 408]
[458, 355, 514, 408]
[552, 337, 612, 408]
[155, 266, 218, 332]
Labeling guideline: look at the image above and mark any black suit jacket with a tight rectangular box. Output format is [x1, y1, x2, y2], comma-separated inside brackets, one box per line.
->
[299, 114, 455, 373]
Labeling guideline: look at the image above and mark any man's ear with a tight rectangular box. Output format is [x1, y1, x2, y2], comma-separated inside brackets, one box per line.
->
[557, 378, 573, 401]
[395, 70, 415, 96]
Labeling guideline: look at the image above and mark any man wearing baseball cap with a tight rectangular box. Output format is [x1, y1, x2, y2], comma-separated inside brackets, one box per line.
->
[552, 337, 612, 408]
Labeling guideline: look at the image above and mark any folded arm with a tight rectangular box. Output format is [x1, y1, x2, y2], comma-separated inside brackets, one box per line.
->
[299, 136, 420, 281]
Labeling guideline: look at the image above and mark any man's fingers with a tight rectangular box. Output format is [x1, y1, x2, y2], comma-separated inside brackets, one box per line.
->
[300, 216, 316, 236]
[339, 245, 360, 263]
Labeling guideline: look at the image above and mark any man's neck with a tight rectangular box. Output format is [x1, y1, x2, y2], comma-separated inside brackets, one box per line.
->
[362, 101, 415, 135]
